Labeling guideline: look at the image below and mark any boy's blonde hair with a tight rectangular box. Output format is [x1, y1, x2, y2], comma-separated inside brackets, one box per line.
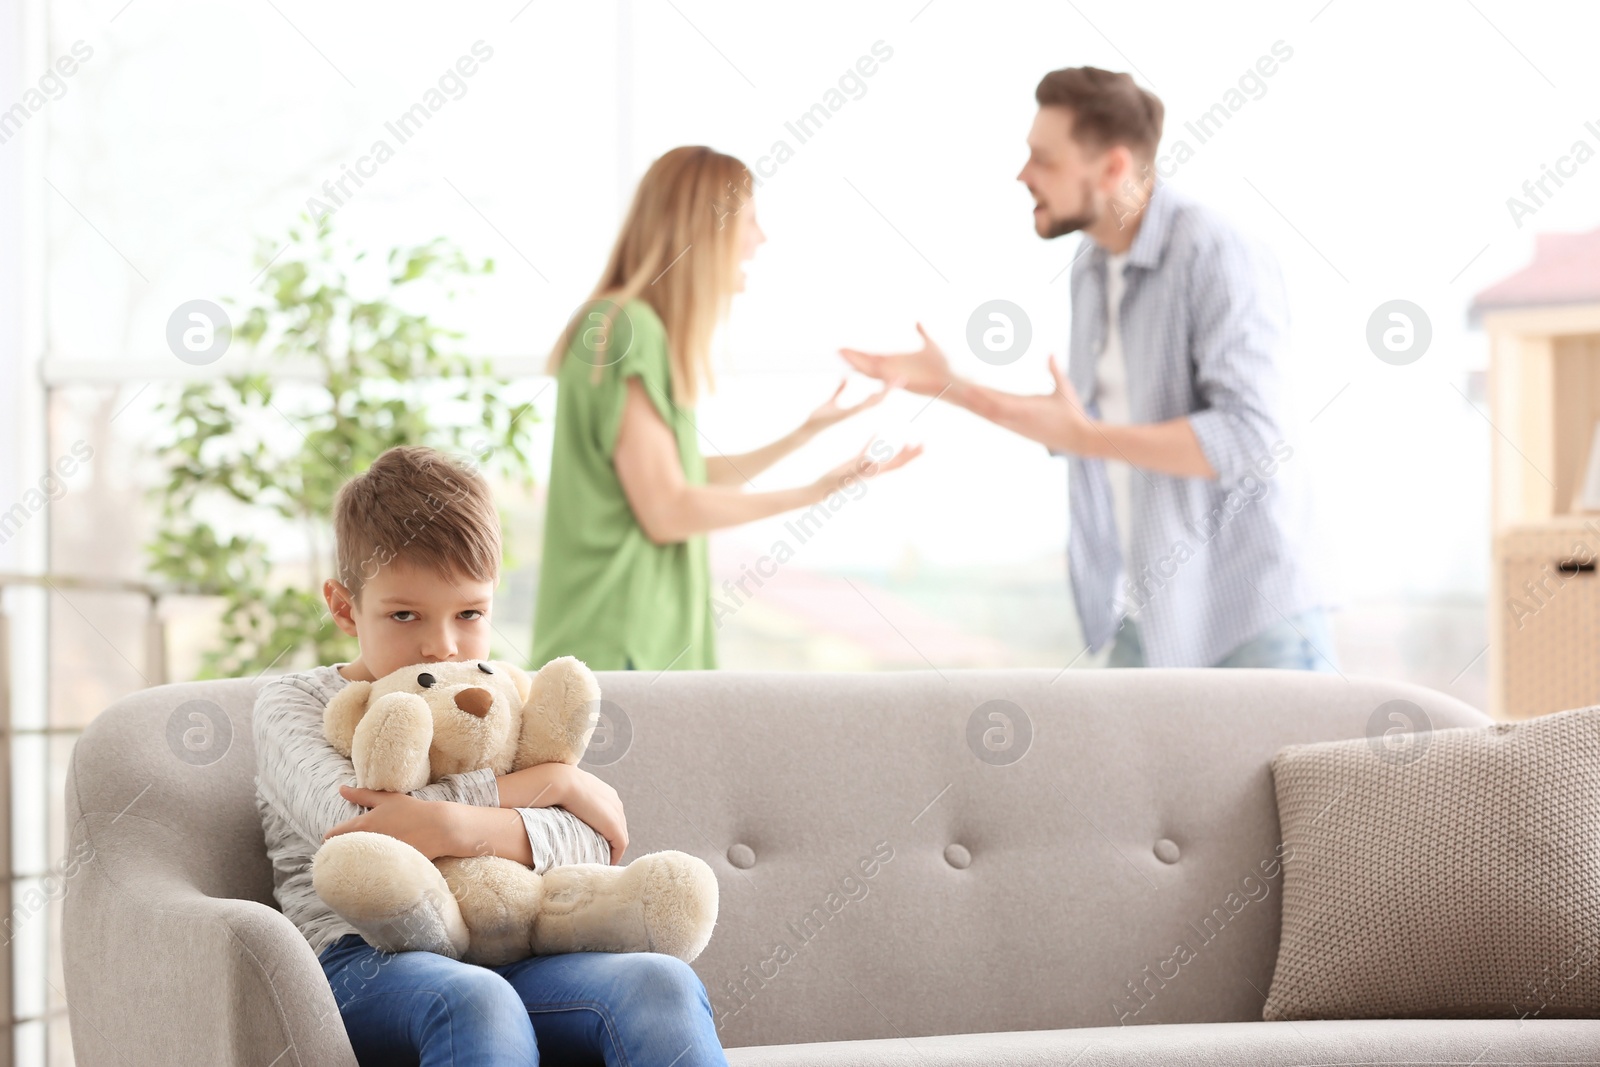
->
[332, 446, 500, 603]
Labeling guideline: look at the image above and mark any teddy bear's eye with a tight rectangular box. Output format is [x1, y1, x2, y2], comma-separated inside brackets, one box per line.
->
[478, 662, 494, 675]
[417, 672, 437, 688]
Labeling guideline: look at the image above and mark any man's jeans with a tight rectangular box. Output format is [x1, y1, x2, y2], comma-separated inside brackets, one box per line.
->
[318, 932, 728, 1066]
[1106, 607, 1340, 671]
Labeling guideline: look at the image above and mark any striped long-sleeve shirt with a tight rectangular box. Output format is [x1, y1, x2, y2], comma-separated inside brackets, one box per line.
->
[252, 663, 612, 957]
[1061, 181, 1330, 668]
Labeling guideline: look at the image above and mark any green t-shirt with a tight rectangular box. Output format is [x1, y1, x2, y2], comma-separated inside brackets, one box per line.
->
[532, 298, 716, 672]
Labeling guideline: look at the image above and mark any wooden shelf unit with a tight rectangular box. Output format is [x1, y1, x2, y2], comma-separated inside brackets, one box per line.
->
[1485, 303, 1600, 719]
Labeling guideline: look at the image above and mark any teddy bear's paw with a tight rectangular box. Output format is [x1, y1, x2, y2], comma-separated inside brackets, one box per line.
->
[312, 831, 469, 959]
[436, 855, 546, 967]
[530, 851, 719, 962]
[530, 861, 646, 957]
[637, 850, 720, 963]
[352, 692, 434, 794]
[518, 657, 601, 767]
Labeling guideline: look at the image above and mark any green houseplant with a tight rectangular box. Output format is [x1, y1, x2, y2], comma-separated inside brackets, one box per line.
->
[146, 216, 539, 678]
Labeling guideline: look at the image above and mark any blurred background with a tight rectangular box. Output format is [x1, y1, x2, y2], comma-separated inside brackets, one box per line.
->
[3, 0, 1599, 1061]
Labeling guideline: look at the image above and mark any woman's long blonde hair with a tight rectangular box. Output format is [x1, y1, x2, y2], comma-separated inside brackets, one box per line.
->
[547, 146, 753, 407]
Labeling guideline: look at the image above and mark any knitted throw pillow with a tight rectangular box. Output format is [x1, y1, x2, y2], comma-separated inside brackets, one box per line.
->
[1263, 705, 1600, 1021]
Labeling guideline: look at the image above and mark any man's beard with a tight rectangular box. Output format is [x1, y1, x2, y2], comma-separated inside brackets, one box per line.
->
[1038, 178, 1099, 239]
[1042, 209, 1094, 239]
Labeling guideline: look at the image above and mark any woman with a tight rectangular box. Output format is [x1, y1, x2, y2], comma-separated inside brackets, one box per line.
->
[533, 146, 920, 671]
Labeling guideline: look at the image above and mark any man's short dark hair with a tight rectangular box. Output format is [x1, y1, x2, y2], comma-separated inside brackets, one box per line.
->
[1035, 66, 1163, 162]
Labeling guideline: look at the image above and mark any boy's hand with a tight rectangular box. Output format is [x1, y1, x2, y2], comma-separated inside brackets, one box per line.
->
[324, 786, 458, 861]
[559, 766, 629, 865]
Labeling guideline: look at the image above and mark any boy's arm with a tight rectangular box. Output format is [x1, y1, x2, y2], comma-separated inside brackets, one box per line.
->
[517, 805, 613, 867]
[498, 762, 621, 866]
[253, 676, 497, 847]
[435, 764, 617, 868]
[443, 804, 612, 870]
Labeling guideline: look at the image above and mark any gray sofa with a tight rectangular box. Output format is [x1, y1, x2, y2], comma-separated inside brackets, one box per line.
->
[63, 668, 1600, 1064]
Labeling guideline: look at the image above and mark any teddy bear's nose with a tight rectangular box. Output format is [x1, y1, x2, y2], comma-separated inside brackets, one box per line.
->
[454, 687, 494, 718]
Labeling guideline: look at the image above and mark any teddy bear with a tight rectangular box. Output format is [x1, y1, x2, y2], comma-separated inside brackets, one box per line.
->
[310, 655, 718, 966]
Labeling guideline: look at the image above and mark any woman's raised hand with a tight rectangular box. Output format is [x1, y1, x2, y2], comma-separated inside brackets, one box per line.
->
[802, 375, 907, 435]
[838, 322, 953, 397]
[811, 436, 924, 500]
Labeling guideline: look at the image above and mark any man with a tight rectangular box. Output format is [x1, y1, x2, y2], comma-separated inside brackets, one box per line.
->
[841, 66, 1335, 670]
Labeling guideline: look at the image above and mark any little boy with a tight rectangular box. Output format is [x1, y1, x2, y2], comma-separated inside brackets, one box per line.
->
[252, 444, 727, 1065]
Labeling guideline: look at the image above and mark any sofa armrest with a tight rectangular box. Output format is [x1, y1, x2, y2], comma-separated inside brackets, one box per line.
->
[62, 811, 359, 1067]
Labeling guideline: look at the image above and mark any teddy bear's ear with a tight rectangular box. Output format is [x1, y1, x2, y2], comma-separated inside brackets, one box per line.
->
[499, 662, 534, 708]
[514, 656, 600, 770]
[324, 680, 373, 758]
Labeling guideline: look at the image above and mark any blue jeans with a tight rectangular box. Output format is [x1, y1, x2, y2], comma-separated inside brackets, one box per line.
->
[1106, 607, 1340, 671]
[317, 933, 728, 1066]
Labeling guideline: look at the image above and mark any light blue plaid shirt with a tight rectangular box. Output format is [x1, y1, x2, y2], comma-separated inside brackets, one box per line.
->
[1061, 181, 1327, 668]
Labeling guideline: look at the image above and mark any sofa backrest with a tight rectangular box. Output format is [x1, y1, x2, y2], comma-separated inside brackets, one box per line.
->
[67, 666, 1489, 1049]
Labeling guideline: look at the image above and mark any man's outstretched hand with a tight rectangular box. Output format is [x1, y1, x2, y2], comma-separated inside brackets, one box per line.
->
[841, 325, 1103, 457]
[839, 322, 954, 397]
[962, 353, 1095, 455]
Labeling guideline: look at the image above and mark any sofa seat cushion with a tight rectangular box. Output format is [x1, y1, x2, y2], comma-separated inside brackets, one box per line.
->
[723, 1018, 1600, 1066]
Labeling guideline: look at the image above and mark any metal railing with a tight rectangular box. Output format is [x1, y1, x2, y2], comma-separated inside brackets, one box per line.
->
[0, 571, 195, 1067]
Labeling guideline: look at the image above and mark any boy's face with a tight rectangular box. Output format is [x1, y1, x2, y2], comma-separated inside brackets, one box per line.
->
[324, 558, 495, 681]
